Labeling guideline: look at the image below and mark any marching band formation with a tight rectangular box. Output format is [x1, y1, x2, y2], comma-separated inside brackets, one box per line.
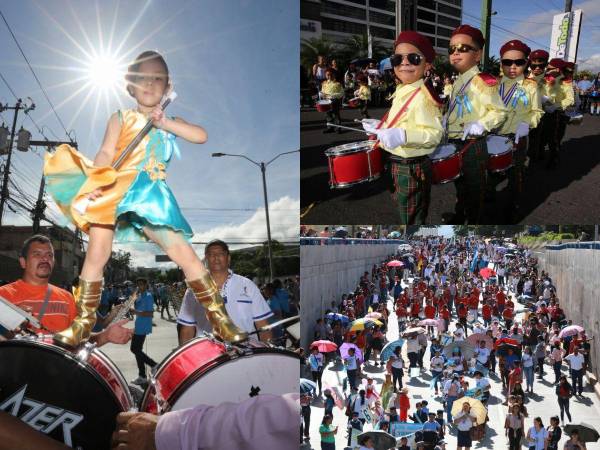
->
[319, 25, 579, 225]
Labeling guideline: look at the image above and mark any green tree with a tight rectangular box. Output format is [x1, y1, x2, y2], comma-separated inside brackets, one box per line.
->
[301, 36, 338, 77]
[338, 34, 389, 68]
[432, 55, 454, 77]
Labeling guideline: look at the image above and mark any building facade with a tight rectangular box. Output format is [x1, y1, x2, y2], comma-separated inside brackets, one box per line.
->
[301, 0, 463, 56]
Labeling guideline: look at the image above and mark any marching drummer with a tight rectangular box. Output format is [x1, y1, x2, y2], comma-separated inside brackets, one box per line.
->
[320, 68, 344, 134]
[444, 24, 507, 224]
[526, 49, 549, 165]
[0, 234, 132, 347]
[540, 58, 566, 168]
[496, 40, 543, 222]
[362, 31, 444, 224]
[354, 74, 371, 119]
[556, 61, 576, 155]
[177, 240, 274, 345]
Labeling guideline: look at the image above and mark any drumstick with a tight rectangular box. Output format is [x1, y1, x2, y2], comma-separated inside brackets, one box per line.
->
[326, 122, 374, 135]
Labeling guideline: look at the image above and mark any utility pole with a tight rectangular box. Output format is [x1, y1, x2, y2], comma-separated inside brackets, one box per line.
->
[29, 140, 78, 233]
[565, 0, 572, 12]
[480, 0, 493, 71]
[366, 0, 372, 58]
[0, 99, 23, 226]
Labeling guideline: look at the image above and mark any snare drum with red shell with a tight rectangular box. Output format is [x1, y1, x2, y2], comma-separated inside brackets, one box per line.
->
[347, 98, 360, 108]
[0, 336, 133, 450]
[140, 336, 299, 414]
[486, 135, 513, 172]
[428, 143, 461, 184]
[316, 99, 332, 112]
[325, 140, 383, 189]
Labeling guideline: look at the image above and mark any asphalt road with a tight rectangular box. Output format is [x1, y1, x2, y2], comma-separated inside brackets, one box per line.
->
[300, 279, 600, 450]
[300, 106, 600, 224]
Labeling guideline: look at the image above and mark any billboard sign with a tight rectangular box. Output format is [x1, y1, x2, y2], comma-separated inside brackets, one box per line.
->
[549, 9, 583, 62]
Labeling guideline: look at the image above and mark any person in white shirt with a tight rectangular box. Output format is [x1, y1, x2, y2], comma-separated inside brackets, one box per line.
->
[177, 240, 273, 345]
[430, 351, 445, 395]
[564, 346, 585, 396]
[454, 402, 477, 450]
[474, 341, 490, 367]
[526, 417, 548, 450]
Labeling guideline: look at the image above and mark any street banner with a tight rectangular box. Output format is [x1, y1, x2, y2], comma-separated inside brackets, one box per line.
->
[389, 421, 425, 438]
[549, 10, 583, 62]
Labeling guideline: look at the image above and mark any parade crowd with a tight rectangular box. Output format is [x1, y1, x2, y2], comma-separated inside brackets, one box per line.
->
[302, 236, 596, 450]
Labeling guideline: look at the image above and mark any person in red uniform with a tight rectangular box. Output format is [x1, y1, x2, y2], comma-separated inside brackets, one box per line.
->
[396, 303, 408, 333]
[496, 290, 506, 314]
[505, 296, 515, 311]
[482, 301, 492, 326]
[410, 300, 421, 319]
[440, 304, 450, 332]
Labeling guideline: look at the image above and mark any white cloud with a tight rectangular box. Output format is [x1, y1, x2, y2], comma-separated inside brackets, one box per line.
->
[578, 53, 600, 72]
[114, 196, 299, 268]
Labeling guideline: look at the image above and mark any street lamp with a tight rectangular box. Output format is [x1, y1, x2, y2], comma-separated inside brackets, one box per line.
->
[211, 149, 299, 281]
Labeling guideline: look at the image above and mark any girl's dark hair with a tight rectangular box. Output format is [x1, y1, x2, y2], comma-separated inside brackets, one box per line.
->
[321, 414, 333, 424]
[125, 50, 170, 97]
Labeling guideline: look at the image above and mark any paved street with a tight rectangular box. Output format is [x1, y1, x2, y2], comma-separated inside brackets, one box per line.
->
[300, 106, 600, 224]
[301, 281, 600, 450]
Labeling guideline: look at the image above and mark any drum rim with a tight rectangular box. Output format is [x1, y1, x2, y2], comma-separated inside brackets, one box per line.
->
[330, 173, 381, 188]
[429, 144, 458, 162]
[140, 339, 300, 413]
[325, 140, 376, 156]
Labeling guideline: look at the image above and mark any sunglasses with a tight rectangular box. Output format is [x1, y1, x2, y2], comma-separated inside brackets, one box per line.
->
[501, 59, 528, 67]
[529, 63, 547, 69]
[448, 43, 477, 54]
[391, 53, 424, 67]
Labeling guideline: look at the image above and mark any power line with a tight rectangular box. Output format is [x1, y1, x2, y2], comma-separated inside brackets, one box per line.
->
[0, 9, 71, 140]
[0, 71, 19, 99]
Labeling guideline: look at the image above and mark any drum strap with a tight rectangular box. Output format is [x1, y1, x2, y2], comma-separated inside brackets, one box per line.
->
[378, 88, 421, 131]
[37, 287, 52, 321]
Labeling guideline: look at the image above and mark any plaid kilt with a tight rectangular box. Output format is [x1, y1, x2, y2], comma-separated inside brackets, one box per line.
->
[450, 137, 488, 223]
[390, 157, 432, 225]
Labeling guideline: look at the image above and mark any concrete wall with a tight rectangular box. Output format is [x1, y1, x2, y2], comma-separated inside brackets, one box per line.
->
[534, 245, 600, 378]
[300, 243, 398, 350]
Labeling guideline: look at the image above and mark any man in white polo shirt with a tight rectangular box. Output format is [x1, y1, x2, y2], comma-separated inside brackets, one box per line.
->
[177, 240, 273, 344]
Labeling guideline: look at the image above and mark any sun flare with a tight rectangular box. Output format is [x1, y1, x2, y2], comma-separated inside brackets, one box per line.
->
[85, 53, 124, 90]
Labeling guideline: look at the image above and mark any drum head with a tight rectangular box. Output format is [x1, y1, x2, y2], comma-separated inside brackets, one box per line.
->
[317, 100, 331, 105]
[486, 135, 511, 154]
[429, 144, 456, 160]
[170, 348, 299, 411]
[0, 340, 122, 450]
[325, 140, 374, 156]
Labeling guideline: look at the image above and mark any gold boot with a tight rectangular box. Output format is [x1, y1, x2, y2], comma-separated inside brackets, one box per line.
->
[186, 273, 248, 343]
[53, 278, 103, 348]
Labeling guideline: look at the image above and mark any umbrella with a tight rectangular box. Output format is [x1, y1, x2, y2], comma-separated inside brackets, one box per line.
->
[401, 252, 413, 258]
[365, 312, 383, 320]
[563, 423, 600, 442]
[418, 319, 438, 327]
[479, 268, 496, 279]
[559, 325, 585, 338]
[351, 57, 377, 67]
[379, 57, 392, 72]
[387, 260, 404, 267]
[340, 342, 364, 362]
[496, 343, 521, 357]
[401, 326, 426, 337]
[451, 397, 487, 425]
[310, 340, 338, 353]
[350, 318, 382, 331]
[467, 333, 494, 350]
[494, 337, 520, 349]
[357, 430, 396, 450]
[443, 341, 476, 360]
[380, 339, 404, 362]
[325, 312, 350, 325]
[300, 378, 317, 394]
[388, 230, 401, 238]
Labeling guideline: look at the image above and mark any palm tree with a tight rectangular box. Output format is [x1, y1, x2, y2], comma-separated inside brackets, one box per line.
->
[301, 36, 338, 76]
[339, 33, 390, 67]
[485, 56, 501, 76]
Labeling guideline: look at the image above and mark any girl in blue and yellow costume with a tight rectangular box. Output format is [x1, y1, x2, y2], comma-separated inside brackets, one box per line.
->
[44, 51, 247, 348]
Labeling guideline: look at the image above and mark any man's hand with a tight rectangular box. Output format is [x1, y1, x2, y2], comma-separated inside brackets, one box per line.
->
[103, 319, 133, 345]
[112, 412, 158, 450]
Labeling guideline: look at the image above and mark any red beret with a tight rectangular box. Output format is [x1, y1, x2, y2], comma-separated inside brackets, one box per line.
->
[394, 31, 436, 63]
[499, 40, 530, 57]
[563, 61, 575, 71]
[451, 25, 485, 48]
[548, 58, 566, 69]
[529, 49, 549, 62]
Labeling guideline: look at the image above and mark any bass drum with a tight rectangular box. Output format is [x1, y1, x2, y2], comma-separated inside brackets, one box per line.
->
[0, 336, 133, 450]
[140, 336, 299, 414]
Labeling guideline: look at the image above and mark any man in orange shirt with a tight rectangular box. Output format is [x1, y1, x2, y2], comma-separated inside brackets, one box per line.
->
[0, 234, 132, 347]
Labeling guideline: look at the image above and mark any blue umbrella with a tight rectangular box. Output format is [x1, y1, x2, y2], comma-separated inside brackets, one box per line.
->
[379, 57, 392, 71]
[326, 312, 350, 325]
[300, 378, 317, 394]
[380, 339, 404, 362]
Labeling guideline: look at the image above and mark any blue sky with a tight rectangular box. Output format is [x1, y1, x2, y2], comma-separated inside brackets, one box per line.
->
[0, 0, 299, 266]
[462, 0, 600, 71]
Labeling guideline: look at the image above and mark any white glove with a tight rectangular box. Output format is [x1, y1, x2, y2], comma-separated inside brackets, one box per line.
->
[376, 128, 407, 148]
[544, 104, 558, 113]
[361, 119, 381, 134]
[541, 95, 551, 105]
[462, 121, 485, 140]
[514, 122, 529, 144]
